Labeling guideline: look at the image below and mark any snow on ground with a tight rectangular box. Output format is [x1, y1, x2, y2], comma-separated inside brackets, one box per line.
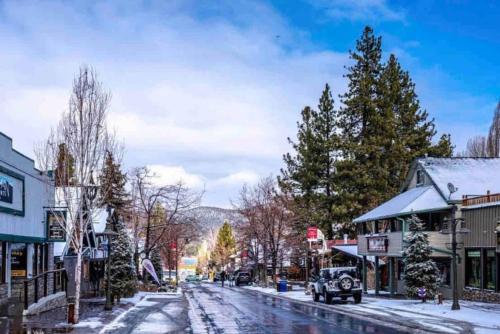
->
[243, 285, 500, 333]
[356, 297, 500, 334]
[99, 290, 184, 333]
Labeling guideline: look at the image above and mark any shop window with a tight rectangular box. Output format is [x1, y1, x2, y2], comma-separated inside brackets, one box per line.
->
[43, 244, 49, 272]
[465, 249, 481, 288]
[434, 258, 451, 286]
[33, 244, 39, 276]
[0, 242, 5, 283]
[484, 249, 496, 290]
[416, 170, 425, 185]
[11, 243, 28, 278]
[376, 221, 391, 233]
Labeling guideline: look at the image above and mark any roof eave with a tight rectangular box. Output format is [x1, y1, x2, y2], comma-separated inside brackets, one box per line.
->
[353, 205, 452, 224]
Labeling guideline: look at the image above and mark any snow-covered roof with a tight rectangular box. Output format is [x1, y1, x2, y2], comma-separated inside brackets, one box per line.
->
[418, 158, 500, 201]
[353, 186, 450, 223]
[332, 245, 384, 265]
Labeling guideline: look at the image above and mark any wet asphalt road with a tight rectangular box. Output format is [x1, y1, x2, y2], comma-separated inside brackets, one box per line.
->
[184, 283, 401, 334]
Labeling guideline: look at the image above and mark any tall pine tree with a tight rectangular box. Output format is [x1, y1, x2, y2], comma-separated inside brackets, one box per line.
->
[336, 26, 386, 234]
[99, 151, 128, 212]
[109, 213, 137, 299]
[336, 27, 453, 234]
[402, 215, 440, 298]
[280, 84, 341, 238]
[99, 151, 137, 297]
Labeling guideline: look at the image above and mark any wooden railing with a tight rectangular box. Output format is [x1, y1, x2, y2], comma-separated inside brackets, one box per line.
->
[24, 268, 68, 310]
[462, 191, 500, 207]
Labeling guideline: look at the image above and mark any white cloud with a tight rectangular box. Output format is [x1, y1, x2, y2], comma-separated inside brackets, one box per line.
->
[211, 171, 260, 187]
[312, 0, 405, 23]
[0, 1, 348, 207]
[147, 165, 205, 189]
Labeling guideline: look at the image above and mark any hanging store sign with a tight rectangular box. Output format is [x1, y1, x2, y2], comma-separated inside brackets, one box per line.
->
[367, 236, 388, 252]
[0, 166, 24, 216]
[47, 211, 67, 242]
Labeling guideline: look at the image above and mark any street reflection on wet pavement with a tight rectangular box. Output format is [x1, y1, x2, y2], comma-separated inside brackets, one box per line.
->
[185, 283, 402, 334]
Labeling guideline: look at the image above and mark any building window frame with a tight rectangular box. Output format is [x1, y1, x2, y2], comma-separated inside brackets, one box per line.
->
[416, 170, 425, 186]
[483, 248, 496, 291]
[465, 248, 482, 289]
[0, 242, 5, 283]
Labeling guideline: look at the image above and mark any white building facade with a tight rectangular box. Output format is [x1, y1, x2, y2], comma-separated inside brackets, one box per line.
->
[0, 132, 55, 303]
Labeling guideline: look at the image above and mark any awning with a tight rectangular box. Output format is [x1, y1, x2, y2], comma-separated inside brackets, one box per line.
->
[353, 186, 450, 224]
[332, 245, 384, 265]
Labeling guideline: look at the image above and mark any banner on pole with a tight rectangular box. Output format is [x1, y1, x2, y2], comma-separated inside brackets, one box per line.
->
[142, 259, 160, 285]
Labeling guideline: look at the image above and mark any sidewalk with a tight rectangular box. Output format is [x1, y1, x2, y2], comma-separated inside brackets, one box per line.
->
[242, 285, 500, 334]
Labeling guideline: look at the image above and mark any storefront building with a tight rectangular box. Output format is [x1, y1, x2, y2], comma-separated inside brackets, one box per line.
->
[0, 132, 55, 304]
[354, 157, 500, 298]
[461, 193, 500, 302]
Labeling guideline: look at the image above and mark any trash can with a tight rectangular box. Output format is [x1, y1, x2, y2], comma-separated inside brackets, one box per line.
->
[277, 280, 288, 292]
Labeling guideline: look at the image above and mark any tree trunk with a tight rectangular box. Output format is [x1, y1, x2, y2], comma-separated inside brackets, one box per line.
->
[74, 246, 83, 323]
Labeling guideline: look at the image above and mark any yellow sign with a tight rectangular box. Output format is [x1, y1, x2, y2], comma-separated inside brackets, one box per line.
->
[12, 270, 26, 277]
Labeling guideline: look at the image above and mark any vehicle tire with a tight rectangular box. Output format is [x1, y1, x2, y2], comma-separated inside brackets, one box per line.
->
[339, 276, 354, 292]
[324, 290, 332, 305]
[354, 294, 362, 304]
[312, 289, 320, 302]
[341, 296, 348, 301]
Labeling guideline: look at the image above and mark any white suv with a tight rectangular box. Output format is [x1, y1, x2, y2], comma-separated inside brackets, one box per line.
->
[310, 267, 362, 304]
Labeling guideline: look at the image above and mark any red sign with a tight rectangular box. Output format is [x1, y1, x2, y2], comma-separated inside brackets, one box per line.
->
[307, 227, 318, 240]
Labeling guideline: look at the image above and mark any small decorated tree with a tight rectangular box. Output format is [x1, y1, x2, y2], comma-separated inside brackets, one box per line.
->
[110, 213, 137, 300]
[403, 215, 440, 298]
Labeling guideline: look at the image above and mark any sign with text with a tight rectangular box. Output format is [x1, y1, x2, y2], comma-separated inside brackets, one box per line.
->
[0, 166, 24, 216]
[11, 244, 27, 277]
[367, 236, 388, 252]
[47, 211, 67, 242]
[307, 226, 324, 242]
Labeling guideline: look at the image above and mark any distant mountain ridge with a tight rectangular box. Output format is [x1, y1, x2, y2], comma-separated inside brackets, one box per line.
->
[187, 206, 242, 232]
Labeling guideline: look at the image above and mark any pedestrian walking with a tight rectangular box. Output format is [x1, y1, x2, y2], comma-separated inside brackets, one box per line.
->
[221, 270, 226, 287]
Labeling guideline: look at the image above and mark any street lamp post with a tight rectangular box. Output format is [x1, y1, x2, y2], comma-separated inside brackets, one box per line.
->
[102, 205, 118, 311]
[441, 204, 468, 311]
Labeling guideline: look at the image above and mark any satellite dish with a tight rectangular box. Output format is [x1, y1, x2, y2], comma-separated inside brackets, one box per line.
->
[447, 183, 458, 193]
[447, 182, 458, 200]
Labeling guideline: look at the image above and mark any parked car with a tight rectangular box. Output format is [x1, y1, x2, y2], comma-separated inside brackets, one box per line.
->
[235, 272, 251, 286]
[185, 274, 200, 283]
[310, 267, 362, 304]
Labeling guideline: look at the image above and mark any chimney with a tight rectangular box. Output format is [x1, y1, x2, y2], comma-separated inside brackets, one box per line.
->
[343, 234, 348, 245]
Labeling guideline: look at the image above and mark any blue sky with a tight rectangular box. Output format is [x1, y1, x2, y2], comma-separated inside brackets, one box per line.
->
[0, 0, 498, 207]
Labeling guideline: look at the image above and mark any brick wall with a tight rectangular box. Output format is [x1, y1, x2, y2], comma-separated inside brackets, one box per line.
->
[463, 288, 500, 303]
[0, 283, 8, 302]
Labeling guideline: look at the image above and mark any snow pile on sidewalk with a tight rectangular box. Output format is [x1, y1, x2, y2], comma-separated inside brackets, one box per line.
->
[243, 285, 311, 302]
[243, 285, 500, 334]
[99, 289, 184, 333]
[354, 297, 500, 334]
